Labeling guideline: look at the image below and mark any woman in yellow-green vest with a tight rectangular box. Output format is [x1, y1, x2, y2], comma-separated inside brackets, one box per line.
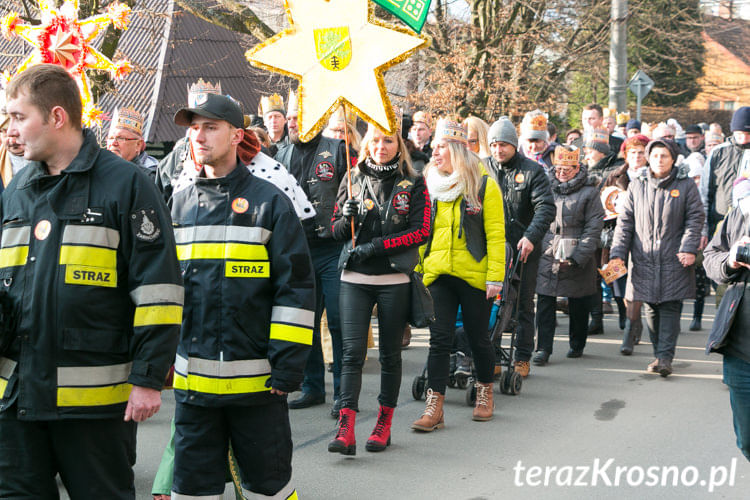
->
[411, 119, 505, 430]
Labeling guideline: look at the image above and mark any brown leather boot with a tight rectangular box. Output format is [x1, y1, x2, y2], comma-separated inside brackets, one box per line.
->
[472, 382, 494, 421]
[411, 389, 445, 432]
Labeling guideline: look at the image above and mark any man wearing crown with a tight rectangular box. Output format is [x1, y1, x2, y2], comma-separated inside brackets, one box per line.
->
[260, 93, 287, 156]
[107, 106, 158, 179]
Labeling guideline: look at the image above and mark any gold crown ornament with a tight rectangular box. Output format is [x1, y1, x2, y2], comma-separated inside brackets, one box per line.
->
[259, 93, 285, 117]
[585, 128, 610, 146]
[616, 112, 630, 126]
[553, 146, 580, 167]
[602, 107, 617, 119]
[412, 110, 433, 130]
[287, 89, 299, 116]
[187, 78, 222, 107]
[529, 114, 548, 131]
[434, 118, 467, 145]
[109, 106, 144, 136]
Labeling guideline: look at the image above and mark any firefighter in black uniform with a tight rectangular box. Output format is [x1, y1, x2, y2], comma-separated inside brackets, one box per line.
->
[275, 92, 349, 417]
[0, 64, 182, 498]
[169, 93, 314, 499]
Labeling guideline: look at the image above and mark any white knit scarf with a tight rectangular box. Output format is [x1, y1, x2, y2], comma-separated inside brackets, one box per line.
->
[426, 170, 465, 202]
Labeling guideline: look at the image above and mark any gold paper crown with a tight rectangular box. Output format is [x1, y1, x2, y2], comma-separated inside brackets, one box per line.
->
[602, 107, 617, 118]
[110, 106, 144, 136]
[553, 146, 580, 167]
[434, 119, 467, 145]
[616, 112, 630, 126]
[330, 106, 358, 129]
[188, 78, 221, 107]
[529, 114, 548, 131]
[585, 128, 609, 145]
[413, 110, 433, 130]
[259, 93, 285, 116]
[287, 89, 299, 115]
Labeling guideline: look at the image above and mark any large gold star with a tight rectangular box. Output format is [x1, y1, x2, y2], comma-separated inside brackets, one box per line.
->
[247, 0, 429, 142]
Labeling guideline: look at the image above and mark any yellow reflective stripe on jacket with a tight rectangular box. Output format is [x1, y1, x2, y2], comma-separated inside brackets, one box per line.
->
[173, 372, 271, 395]
[175, 354, 271, 378]
[0, 358, 14, 399]
[269, 323, 313, 345]
[176, 242, 268, 261]
[57, 383, 133, 407]
[56, 362, 133, 407]
[173, 225, 272, 245]
[134, 304, 182, 326]
[130, 283, 185, 306]
[62, 225, 120, 249]
[59, 245, 116, 268]
[0, 245, 28, 267]
[1, 226, 30, 248]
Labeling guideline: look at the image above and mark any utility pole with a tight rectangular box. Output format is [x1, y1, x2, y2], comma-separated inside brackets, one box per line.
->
[608, 0, 628, 112]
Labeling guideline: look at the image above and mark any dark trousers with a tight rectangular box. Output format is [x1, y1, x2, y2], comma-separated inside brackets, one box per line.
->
[513, 251, 541, 361]
[173, 400, 293, 497]
[339, 281, 410, 410]
[536, 294, 594, 354]
[0, 407, 136, 499]
[724, 355, 750, 461]
[301, 244, 343, 399]
[643, 300, 682, 361]
[427, 275, 494, 394]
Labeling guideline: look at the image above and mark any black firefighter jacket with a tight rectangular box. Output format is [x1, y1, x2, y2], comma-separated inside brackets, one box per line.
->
[0, 129, 183, 420]
[170, 163, 315, 407]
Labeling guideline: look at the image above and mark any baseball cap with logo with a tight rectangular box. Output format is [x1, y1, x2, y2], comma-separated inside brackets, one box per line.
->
[174, 93, 244, 129]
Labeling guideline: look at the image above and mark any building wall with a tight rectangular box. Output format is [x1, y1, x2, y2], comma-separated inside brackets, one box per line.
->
[690, 34, 750, 110]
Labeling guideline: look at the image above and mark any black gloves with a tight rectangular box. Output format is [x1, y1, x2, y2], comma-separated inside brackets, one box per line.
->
[348, 242, 377, 263]
[342, 198, 360, 217]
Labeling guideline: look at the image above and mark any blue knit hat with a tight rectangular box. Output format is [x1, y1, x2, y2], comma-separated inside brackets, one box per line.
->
[625, 119, 641, 132]
[731, 106, 750, 132]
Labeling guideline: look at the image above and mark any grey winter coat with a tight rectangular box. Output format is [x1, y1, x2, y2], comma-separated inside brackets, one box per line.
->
[610, 166, 705, 303]
[536, 167, 604, 297]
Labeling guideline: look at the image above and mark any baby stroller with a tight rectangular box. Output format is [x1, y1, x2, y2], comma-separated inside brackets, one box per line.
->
[411, 243, 524, 404]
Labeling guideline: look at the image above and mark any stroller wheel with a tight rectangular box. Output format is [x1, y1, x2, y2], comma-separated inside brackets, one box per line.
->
[499, 370, 511, 394]
[412, 375, 426, 400]
[465, 384, 476, 406]
[448, 374, 457, 388]
[455, 374, 468, 389]
[509, 371, 523, 395]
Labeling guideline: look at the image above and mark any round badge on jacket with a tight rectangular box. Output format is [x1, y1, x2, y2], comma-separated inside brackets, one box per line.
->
[670, 189, 680, 198]
[515, 173, 525, 183]
[34, 220, 52, 240]
[232, 197, 249, 214]
[364, 199, 375, 210]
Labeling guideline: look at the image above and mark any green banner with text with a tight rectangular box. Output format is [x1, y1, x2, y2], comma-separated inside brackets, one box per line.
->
[373, 0, 431, 33]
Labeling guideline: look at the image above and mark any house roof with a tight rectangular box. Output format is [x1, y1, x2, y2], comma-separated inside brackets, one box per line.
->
[0, 0, 289, 143]
[704, 15, 750, 68]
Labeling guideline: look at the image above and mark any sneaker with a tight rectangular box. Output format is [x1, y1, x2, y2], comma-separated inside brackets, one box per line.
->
[646, 359, 659, 373]
[514, 360, 530, 377]
[455, 352, 472, 376]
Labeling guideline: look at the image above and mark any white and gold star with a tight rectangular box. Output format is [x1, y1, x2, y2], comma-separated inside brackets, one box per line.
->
[247, 0, 429, 141]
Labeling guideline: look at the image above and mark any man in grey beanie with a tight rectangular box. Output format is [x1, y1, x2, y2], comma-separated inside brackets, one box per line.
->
[484, 117, 555, 374]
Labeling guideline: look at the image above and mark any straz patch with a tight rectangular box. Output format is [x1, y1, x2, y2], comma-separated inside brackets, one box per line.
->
[364, 199, 375, 210]
[315, 161, 335, 181]
[465, 201, 482, 215]
[225, 261, 270, 278]
[131, 208, 161, 242]
[397, 179, 413, 189]
[670, 189, 680, 198]
[232, 198, 249, 214]
[392, 191, 411, 214]
[65, 265, 117, 287]
[514, 173, 525, 183]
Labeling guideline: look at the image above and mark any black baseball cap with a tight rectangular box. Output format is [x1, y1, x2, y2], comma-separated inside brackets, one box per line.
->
[174, 93, 244, 129]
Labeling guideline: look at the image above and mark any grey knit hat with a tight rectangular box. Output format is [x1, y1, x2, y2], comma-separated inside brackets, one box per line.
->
[488, 117, 518, 148]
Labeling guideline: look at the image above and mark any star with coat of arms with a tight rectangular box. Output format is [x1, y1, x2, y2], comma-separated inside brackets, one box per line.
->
[247, 0, 428, 142]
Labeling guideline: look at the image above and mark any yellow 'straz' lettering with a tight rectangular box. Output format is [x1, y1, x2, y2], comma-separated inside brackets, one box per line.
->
[225, 261, 270, 278]
[65, 265, 117, 287]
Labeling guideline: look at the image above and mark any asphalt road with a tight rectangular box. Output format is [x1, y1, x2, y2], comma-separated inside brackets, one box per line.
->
[61, 299, 750, 499]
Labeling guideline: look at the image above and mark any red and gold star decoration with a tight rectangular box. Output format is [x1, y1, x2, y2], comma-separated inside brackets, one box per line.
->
[1, 0, 133, 126]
